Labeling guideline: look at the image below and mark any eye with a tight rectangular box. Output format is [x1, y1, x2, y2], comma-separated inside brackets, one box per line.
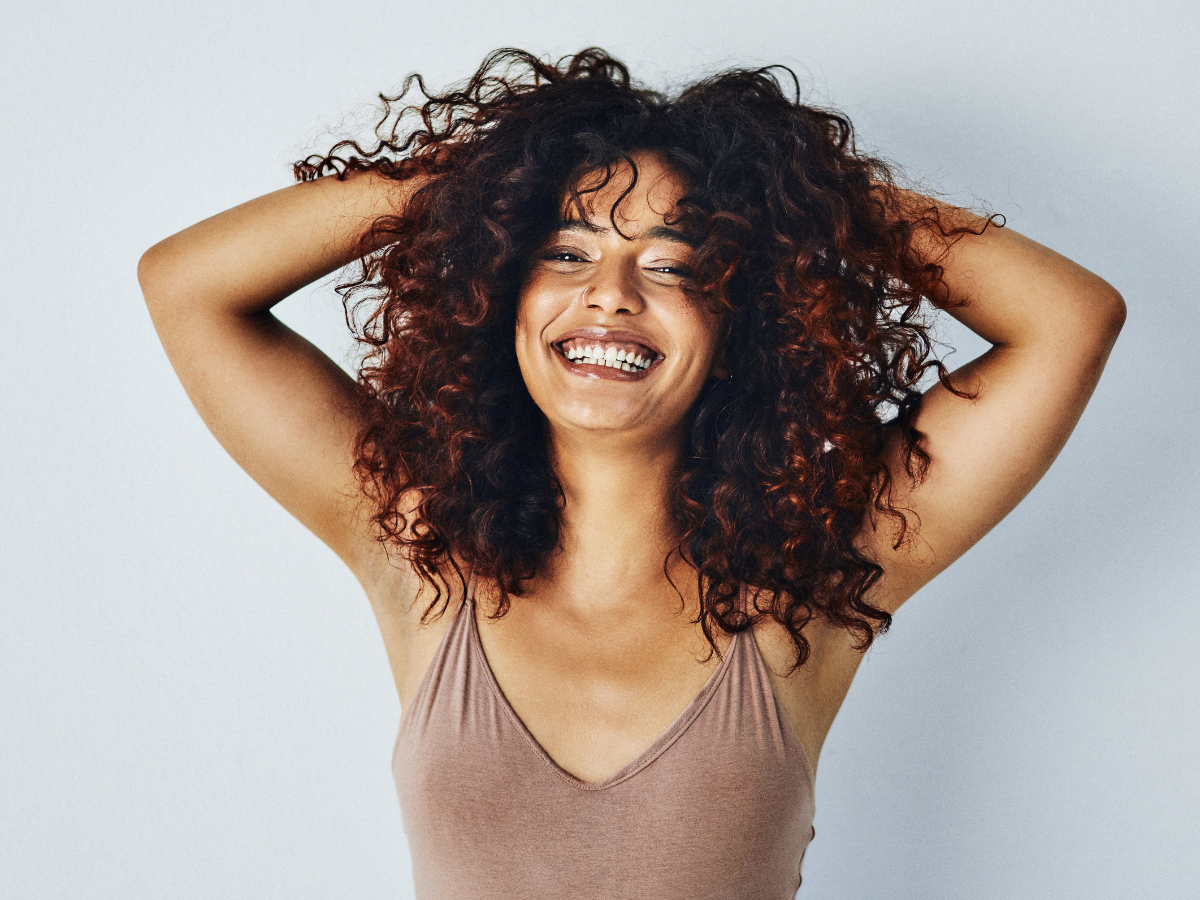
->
[644, 263, 693, 280]
[537, 245, 592, 266]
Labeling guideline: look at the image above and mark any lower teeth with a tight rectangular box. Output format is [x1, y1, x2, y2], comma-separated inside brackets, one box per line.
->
[575, 356, 643, 370]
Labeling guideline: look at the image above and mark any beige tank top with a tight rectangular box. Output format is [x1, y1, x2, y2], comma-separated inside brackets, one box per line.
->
[393, 579, 816, 899]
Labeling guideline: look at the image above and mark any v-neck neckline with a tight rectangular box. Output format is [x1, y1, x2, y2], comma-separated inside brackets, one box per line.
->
[466, 593, 741, 791]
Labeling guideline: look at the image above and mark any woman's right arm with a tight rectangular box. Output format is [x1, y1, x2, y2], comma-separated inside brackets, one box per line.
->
[137, 172, 414, 587]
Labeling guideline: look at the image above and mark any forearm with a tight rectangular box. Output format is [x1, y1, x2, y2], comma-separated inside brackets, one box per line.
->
[138, 171, 408, 320]
[899, 190, 1126, 351]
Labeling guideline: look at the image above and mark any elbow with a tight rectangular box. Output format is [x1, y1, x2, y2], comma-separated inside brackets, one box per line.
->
[138, 239, 187, 325]
[137, 242, 167, 311]
[1075, 284, 1127, 375]
[1096, 282, 1127, 345]
[1071, 273, 1126, 347]
[1045, 277, 1126, 367]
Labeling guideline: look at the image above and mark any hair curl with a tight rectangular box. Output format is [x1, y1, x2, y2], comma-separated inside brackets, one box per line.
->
[295, 48, 990, 668]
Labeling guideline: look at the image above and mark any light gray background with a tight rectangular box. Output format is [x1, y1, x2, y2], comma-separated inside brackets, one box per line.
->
[3, 1, 1196, 897]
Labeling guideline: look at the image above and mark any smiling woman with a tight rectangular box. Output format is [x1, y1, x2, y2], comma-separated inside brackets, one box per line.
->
[137, 48, 1124, 899]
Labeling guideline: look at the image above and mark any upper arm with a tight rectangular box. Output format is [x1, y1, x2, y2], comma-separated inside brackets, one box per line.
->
[856, 250, 1126, 613]
[138, 252, 383, 582]
[136, 173, 423, 586]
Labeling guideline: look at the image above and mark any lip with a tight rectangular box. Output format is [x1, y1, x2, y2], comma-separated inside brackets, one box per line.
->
[549, 326, 663, 382]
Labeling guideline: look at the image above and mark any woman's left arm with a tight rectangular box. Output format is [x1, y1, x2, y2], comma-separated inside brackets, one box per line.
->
[859, 196, 1127, 612]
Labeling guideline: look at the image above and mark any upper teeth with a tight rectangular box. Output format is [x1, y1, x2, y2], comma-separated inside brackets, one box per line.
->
[562, 343, 654, 372]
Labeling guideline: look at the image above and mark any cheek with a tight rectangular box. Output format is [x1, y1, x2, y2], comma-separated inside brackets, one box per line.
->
[514, 290, 555, 399]
[514, 310, 529, 356]
[514, 288, 537, 352]
[515, 281, 556, 340]
[679, 310, 724, 371]
[513, 318, 537, 392]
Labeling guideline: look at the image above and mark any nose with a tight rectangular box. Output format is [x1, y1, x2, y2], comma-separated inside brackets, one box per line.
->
[582, 264, 644, 315]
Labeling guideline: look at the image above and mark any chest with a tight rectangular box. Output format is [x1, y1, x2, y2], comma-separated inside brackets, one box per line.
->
[386, 573, 861, 781]
[393, 604, 818, 899]
[474, 603, 731, 784]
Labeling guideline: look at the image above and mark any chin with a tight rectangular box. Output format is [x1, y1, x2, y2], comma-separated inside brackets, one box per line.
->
[553, 403, 649, 435]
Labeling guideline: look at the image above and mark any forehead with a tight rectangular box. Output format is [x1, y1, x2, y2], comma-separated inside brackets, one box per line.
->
[563, 153, 687, 228]
[549, 217, 698, 250]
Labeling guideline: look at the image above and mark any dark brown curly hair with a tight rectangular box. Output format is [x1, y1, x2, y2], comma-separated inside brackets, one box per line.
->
[295, 48, 988, 668]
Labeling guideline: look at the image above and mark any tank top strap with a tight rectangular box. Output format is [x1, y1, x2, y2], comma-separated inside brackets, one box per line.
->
[396, 572, 476, 734]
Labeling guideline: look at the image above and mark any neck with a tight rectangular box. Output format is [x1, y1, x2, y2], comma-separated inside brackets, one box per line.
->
[537, 424, 695, 617]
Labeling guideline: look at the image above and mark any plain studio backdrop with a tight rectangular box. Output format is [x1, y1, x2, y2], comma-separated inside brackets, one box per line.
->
[2, 1, 1196, 897]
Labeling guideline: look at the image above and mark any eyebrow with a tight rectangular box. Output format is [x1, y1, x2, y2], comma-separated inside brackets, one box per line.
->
[554, 219, 698, 248]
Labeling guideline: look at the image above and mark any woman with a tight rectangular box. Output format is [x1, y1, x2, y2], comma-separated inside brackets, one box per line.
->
[138, 49, 1125, 898]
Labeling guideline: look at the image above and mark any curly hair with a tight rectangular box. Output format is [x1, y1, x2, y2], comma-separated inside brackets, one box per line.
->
[295, 47, 988, 668]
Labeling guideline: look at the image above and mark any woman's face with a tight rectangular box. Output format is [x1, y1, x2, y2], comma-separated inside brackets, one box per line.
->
[515, 152, 724, 448]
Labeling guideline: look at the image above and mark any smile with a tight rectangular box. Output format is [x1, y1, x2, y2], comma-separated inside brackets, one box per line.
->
[557, 338, 655, 371]
[552, 337, 661, 379]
